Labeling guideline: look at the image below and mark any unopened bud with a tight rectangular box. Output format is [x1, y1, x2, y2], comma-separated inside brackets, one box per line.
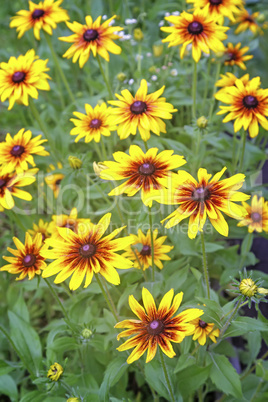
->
[68, 156, 82, 170]
[239, 278, 258, 297]
[153, 44, 163, 57]
[117, 72, 127, 82]
[134, 28, 144, 41]
[82, 328, 93, 339]
[197, 116, 208, 129]
[93, 161, 108, 177]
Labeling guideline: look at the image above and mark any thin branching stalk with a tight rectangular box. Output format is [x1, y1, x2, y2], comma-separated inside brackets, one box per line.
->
[159, 348, 176, 402]
[192, 61, 197, 120]
[148, 206, 155, 282]
[200, 232, 210, 299]
[208, 62, 221, 121]
[94, 273, 119, 322]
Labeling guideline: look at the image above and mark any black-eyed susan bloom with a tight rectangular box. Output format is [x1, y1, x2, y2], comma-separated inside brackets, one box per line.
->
[216, 77, 268, 138]
[59, 15, 123, 68]
[47, 362, 63, 381]
[237, 195, 268, 233]
[215, 72, 249, 96]
[10, 0, 69, 40]
[189, 318, 220, 345]
[160, 167, 249, 239]
[99, 145, 186, 207]
[224, 43, 253, 70]
[115, 288, 203, 364]
[187, 0, 244, 23]
[47, 207, 91, 240]
[28, 219, 51, 242]
[108, 79, 177, 141]
[234, 9, 263, 35]
[45, 162, 64, 199]
[0, 169, 36, 210]
[0, 129, 49, 174]
[41, 213, 134, 290]
[122, 229, 173, 270]
[1, 233, 47, 281]
[70, 102, 116, 143]
[161, 8, 229, 63]
[0, 50, 51, 110]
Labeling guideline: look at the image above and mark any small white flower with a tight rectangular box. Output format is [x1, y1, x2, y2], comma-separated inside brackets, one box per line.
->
[170, 69, 178, 76]
[102, 15, 107, 20]
[146, 52, 152, 57]
[109, 19, 115, 26]
[128, 79, 134, 85]
[156, 68, 160, 73]
[186, 44, 192, 51]
[151, 75, 158, 81]
[165, 12, 170, 17]
[159, 20, 164, 27]
[172, 11, 180, 16]
[162, 65, 167, 70]
[125, 18, 137, 25]
[135, 54, 144, 62]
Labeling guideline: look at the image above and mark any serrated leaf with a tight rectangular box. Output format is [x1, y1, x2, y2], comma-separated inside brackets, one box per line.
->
[208, 353, 242, 398]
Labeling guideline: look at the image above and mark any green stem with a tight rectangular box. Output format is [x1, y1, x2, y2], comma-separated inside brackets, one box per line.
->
[148, 207, 155, 282]
[137, 43, 142, 74]
[100, 136, 108, 160]
[88, 174, 112, 205]
[94, 273, 119, 321]
[232, 130, 237, 174]
[0, 324, 35, 378]
[101, 277, 119, 320]
[200, 232, 210, 299]
[201, 59, 211, 114]
[192, 61, 197, 120]
[238, 130, 247, 172]
[208, 62, 221, 121]
[43, 278, 70, 323]
[221, 300, 248, 320]
[241, 350, 268, 380]
[159, 348, 176, 402]
[143, 139, 149, 152]
[44, 32, 75, 104]
[96, 55, 114, 100]
[132, 246, 148, 281]
[238, 232, 253, 271]
[93, 142, 103, 161]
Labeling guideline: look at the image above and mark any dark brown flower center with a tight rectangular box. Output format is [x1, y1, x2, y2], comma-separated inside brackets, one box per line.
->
[83, 29, 99, 42]
[251, 212, 261, 222]
[209, 0, 222, 5]
[188, 21, 203, 35]
[226, 52, 237, 61]
[11, 145, 25, 157]
[147, 319, 164, 335]
[0, 179, 6, 188]
[79, 243, 96, 258]
[41, 233, 47, 242]
[245, 17, 254, 23]
[140, 245, 151, 256]
[23, 254, 36, 267]
[139, 162, 155, 175]
[90, 118, 102, 128]
[130, 101, 147, 115]
[192, 186, 210, 202]
[55, 179, 62, 186]
[64, 222, 76, 231]
[32, 9, 45, 19]
[243, 95, 258, 109]
[12, 71, 26, 83]
[199, 320, 208, 329]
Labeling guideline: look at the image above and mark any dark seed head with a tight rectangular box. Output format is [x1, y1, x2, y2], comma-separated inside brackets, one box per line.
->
[139, 162, 155, 176]
[23, 254, 36, 267]
[209, 0, 222, 5]
[90, 118, 102, 129]
[147, 319, 164, 335]
[199, 320, 208, 329]
[243, 95, 258, 109]
[79, 243, 96, 257]
[64, 222, 76, 231]
[11, 145, 25, 157]
[12, 71, 26, 83]
[0, 179, 6, 188]
[83, 29, 99, 42]
[251, 212, 261, 222]
[130, 101, 147, 115]
[32, 9, 45, 19]
[55, 179, 62, 186]
[192, 187, 210, 202]
[41, 233, 46, 242]
[188, 21, 203, 35]
[140, 244, 151, 256]
[226, 52, 236, 61]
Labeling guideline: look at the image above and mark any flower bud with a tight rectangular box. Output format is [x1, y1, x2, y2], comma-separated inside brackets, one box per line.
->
[239, 278, 258, 297]
[153, 44, 163, 57]
[93, 161, 108, 177]
[257, 287, 268, 295]
[134, 28, 144, 41]
[82, 328, 93, 339]
[47, 362, 63, 381]
[197, 116, 208, 129]
[257, 13, 265, 23]
[68, 156, 82, 170]
[117, 72, 127, 82]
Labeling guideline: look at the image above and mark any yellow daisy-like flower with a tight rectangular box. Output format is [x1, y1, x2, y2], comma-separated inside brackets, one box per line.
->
[187, 0, 244, 23]
[70, 102, 116, 143]
[160, 167, 249, 239]
[45, 162, 64, 199]
[237, 195, 268, 233]
[0, 169, 36, 210]
[161, 7, 229, 63]
[1, 233, 47, 281]
[108, 79, 177, 141]
[100, 145, 186, 207]
[216, 72, 249, 89]
[41, 213, 134, 290]
[28, 219, 51, 242]
[224, 43, 253, 70]
[10, 0, 69, 40]
[216, 77, 268, 138]
[0, 128, 49, 174]
[47, 207, 91, 240]
[59, 15, 123, 68]
[115, 288, 203, 364]
[189, 318, 220, 345]
[122, 229, 173, 270]
[47, 362, 63, 382]
[234, 9, 263, 35]
[0, 49, 50, 110]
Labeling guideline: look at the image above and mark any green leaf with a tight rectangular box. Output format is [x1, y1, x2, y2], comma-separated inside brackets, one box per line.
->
[208, 353, 242, 398]
[99, 356, 128, 402]
[174, 353, 196, 374]
[0, 360, 16, 375]
[204, 242, 224, 253]
[224, 316, 268, 338]
[48, 336, 79, 354]
[241, 233, 253, 256]
[144, 358, 171, 401]
[176, 364, 211, 398]
[8, 310, 42, 376]
[0, 374, 18, 401]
